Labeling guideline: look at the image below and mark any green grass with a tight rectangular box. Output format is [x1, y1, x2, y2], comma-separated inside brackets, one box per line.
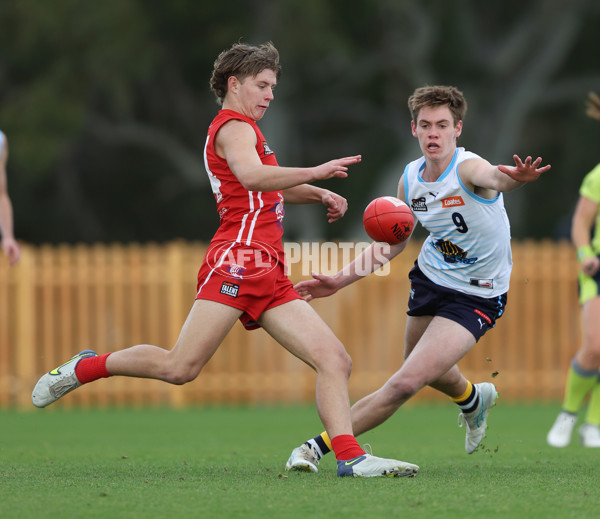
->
[1, 403, 598, 518]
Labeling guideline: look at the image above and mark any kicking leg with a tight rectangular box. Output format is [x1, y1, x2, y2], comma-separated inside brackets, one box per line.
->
[262, 299, 418, 477]
[32, 299, 241, 407]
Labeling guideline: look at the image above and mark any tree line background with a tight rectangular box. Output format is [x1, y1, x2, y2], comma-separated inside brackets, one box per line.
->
[1, 0, 599, 245]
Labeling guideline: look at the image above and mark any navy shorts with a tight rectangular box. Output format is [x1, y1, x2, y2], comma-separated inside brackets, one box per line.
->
[407, 263, 507, 341]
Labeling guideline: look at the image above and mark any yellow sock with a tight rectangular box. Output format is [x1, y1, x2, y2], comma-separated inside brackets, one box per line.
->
[307, 431, 332, 458]
[451, 381, 473, 403]
[320, 431, 332, 451]
[451, 381, 480, 413]
[563, 361, 597, 413]
[584, 379, 600, 425]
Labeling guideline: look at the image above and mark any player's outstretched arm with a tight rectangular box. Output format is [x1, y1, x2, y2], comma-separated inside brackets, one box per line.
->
[497, 155, 551, 186]
[294, 241, 406, 301]
[218, 120, 361, 191]
[233, 154, 361, 191]
[462, 155, 550, 193]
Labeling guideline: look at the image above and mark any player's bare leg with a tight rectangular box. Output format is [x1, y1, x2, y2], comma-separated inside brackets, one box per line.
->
[286, 315, 497, 465]
[32, 300, 242, 407]
[349, 316, 497, 453]
[406, 316, 498, 453]
[259, 299, 355, 439]
[105, 299, 241, 383]
[349, 317, 476, 435]
[262, 299, 418, 477]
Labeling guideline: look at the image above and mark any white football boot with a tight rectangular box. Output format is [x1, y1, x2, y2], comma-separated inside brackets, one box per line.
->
[337, 453, 419, 478]
[31, 350, 97, 408]
[547, 411, 577, 447]
[285, 443, 320, 473]
[458, 382, 498, 454]
[578, 423, 600, 447]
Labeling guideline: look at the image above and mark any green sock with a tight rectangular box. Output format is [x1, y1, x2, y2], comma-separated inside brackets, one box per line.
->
[584, 378, 600, 425]
[562, 359, 598, 413]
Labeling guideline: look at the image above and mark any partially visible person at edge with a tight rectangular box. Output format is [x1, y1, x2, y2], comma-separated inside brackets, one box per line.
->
[547, 92, 600, 448]
[285, 85, 551, 473]
[30, 41, 419, 478]
[0, 130, 21, 266]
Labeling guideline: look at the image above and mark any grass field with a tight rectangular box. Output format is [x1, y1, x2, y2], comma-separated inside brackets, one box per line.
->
[0, 403, 597, 518]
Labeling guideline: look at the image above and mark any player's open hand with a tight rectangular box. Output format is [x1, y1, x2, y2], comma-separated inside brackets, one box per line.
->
[321, 191, 348, 223]
[294, 272, 339, 301]
[498, 155, 551, 183]
[313, 155, 361, 181]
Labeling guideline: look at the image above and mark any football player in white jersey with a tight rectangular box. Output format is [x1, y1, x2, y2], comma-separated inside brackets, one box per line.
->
[286, 85, 550, 473]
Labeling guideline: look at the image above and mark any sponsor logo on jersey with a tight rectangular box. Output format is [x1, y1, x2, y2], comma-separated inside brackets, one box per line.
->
[474, 308, 491, 325]
[432, 239, 477, 264]
[274, 192, 285, 222]
[441, 196, 465, 208]
[226, 264, 246, 279]
[411, 197, 427, 212]
[262, 141, 274, 155]
[220, 281, 239, 298]
[470, 278, 494, 289]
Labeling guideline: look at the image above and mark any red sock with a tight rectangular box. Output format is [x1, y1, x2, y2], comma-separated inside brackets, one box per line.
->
[75, 353, 112, 384]
[330, 434, 365, 461]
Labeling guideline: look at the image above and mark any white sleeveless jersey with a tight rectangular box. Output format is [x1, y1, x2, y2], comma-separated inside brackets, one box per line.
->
[402, 147, 512, 297]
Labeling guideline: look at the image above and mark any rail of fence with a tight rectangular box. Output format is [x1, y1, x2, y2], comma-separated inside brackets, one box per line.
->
[0, 240, 579, 408]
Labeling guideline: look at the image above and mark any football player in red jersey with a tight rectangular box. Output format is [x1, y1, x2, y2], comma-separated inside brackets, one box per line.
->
[32, 42, 418, 478]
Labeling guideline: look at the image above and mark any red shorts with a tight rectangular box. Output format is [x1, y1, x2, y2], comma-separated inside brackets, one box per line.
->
[195, 242, 302, 330]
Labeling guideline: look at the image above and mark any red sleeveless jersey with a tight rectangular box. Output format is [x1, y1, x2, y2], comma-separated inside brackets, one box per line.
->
[204, 109, 285, 261]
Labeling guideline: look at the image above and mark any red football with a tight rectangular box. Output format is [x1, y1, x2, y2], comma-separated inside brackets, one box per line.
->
[363, 196, 414, 244]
